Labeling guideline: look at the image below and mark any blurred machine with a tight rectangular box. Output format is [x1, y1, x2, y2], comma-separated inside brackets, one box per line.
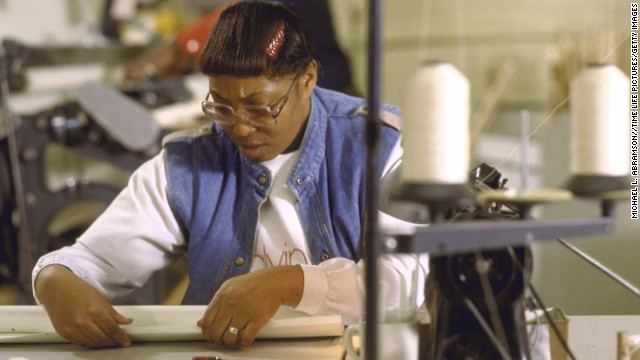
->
[0, 38, 185, 304]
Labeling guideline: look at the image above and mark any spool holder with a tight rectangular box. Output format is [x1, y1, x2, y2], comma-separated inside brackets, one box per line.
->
[566, 174, 631, 198]
[392, 182, 475, 223]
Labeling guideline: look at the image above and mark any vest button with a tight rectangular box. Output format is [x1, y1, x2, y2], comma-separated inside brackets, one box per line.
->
[321, 253, 330, 261]
[296, 178, 303, 185]
[234, 257, 245, 266]
[258, 175, 267, 185]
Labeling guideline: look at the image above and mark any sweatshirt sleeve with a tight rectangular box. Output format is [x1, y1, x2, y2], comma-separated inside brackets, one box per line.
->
[294, 135, 429, 324]
[32, 151, 185, 303]
[295, 250, 428, 325]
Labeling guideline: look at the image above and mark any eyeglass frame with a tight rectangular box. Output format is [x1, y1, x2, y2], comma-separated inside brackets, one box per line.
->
[201, 72, 301, 128]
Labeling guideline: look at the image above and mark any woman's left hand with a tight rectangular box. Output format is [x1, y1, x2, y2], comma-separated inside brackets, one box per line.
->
[198, 265, 304, 348]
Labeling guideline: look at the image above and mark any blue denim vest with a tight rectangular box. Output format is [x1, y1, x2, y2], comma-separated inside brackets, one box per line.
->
[163, 87, 401, 304]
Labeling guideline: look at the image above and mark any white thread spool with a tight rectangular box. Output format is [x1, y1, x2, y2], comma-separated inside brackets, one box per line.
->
[401, 62, 470, 185]
[570, 64, 630, 177]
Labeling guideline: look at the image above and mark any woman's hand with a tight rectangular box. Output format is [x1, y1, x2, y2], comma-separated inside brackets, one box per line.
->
[198, 265, 303, 348]
[34, 265, 133, 348]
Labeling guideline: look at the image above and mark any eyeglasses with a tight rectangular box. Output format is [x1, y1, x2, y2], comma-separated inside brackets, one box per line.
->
[201, 74, 300, 128]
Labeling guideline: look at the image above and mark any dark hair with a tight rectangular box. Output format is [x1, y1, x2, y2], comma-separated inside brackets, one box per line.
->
[198, 0, 316, 79]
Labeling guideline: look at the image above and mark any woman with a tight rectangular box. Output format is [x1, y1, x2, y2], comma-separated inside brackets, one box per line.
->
[33, 0, 425, 349]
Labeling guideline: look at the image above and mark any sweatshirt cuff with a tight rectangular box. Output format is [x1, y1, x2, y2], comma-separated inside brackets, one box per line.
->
[294, 264, 328, 315]
[31, 249, 95, 305]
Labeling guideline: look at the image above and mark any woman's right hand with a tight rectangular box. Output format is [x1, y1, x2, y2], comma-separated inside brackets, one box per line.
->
[34, 264, 133, 348]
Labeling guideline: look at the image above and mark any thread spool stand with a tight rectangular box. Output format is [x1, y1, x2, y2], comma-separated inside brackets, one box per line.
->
[387, 184, 618, 359]
[393, 174, 535, 359]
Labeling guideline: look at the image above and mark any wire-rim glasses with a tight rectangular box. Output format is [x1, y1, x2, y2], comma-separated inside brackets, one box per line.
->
[201, 73, 300, 128]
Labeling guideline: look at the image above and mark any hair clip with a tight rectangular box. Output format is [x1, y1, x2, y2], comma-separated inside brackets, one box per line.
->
[265, 21, 285, 60]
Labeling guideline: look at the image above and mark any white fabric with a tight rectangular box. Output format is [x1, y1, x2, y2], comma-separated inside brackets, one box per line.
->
[33, 138, 428, 326]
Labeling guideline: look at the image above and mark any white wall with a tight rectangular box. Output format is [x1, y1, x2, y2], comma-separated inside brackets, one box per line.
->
[330, 0, 628, 108]
[0, 0, 105, 45]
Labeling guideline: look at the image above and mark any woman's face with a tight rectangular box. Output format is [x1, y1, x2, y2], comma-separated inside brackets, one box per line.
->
[206, 64, 317, 162]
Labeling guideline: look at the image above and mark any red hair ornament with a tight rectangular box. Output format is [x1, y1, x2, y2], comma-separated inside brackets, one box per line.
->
[265, 21, 286, 59]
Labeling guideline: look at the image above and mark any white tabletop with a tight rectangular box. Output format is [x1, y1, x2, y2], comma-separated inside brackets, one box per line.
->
[0, 337, 344, 360]
[2, 315, 640, 360]
[568, 315, 640, 360]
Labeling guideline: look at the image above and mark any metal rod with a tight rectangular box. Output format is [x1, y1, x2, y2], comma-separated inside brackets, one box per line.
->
[463, 298, 512, 360]
[556, 237, 640, 299]
[526, 281, 577, 360]
[365, 0, 382, 358]
[505, 247, 577, 360]
[520, 109, 529, 192]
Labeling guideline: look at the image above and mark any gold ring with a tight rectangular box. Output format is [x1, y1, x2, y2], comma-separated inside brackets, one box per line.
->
[227, 326, 239, 335]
